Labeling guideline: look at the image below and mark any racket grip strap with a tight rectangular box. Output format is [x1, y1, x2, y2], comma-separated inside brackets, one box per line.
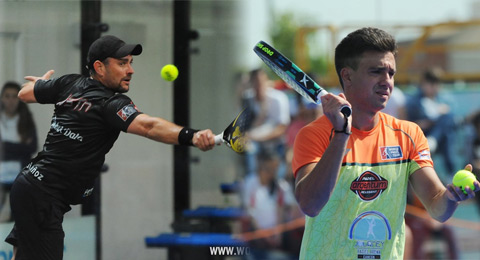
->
[334, 114, 352, 135]
[178, 127, 199, 146]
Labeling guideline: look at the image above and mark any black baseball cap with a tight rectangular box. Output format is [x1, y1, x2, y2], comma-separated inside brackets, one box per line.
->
[87, 35, 142, 69]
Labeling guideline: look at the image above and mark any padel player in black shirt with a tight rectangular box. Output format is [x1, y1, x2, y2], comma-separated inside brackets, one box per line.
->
[5, 35, 216, 260]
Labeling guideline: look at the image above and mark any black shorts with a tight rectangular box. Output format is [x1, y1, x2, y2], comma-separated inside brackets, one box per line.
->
[5, 174, 71, 260]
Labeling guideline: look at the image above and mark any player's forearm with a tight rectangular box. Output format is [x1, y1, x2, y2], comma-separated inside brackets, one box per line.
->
[250, 124, 287, 142]
[144, 117, 183, 144]
[427, 190, 459, 222]
[295, 133, 349, 217]
[128, 114, 184, 144]
[263, 124, 287, 141]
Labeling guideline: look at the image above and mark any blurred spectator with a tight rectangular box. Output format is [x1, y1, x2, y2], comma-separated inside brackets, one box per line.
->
[406, 67, 457, 175]
[404, 68, 460, 260]
[0, 81, 37, 221]
[286, 95, 322, 149]
[242, 149, 297, 256]
[284, 95, 322, 188]
[242, 69, 290, 179]
[233, 71, 251, 109]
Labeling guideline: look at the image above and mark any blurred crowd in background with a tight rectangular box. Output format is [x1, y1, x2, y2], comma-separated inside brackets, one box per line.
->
[233, 66, 480, 259]
[2, 65, 480, 259]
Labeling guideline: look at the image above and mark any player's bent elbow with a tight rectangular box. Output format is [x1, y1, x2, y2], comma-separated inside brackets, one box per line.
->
[294, 170, 325, 217]
[295, 195, 321, 217]
[298, 203, 321, 217]
[303, 208, 320, 218]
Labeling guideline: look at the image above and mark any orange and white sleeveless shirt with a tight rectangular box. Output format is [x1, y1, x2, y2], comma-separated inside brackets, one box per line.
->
[292, 112, 433, 259]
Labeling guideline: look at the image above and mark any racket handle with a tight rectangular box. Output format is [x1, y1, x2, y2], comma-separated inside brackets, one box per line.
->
[214, 134, 224, 145]
[340, 105, 352, 117]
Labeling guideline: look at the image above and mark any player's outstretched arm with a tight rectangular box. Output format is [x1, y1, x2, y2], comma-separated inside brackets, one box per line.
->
[18, 70, 55, 103]
[410, 164, 479, 222]
[127, 114, 215, 151]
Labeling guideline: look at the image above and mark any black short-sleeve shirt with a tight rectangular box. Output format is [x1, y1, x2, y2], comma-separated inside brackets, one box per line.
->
[22, 74, 142, 204]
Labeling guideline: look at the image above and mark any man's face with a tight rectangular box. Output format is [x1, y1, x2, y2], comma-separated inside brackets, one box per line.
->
[253, 70, 269, 101]
[420, 80, 440, 98]
[258, 158, 278, 186]
[100, 55, 135, 93]
[344, 51, 396, 114]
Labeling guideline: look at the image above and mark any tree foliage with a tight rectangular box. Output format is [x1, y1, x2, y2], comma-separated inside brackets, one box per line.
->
[269, 12, 330, 79]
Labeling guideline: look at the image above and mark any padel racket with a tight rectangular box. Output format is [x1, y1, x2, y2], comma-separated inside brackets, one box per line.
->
[253, 40, 351, 117]
[214, 108, 252, 154]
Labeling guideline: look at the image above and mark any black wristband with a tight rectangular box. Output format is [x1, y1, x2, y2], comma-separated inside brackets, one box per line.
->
[334, 114, 352, 135]
[178, 127, 199, 146]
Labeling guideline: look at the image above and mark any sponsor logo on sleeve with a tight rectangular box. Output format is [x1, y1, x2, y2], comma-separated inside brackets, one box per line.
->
[117, 103, 139, 121]
[418, 149, 432, 160]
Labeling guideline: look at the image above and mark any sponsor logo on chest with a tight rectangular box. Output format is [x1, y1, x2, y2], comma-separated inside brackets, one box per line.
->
[380, 146, 403, 160]
[350, 170, 388, 201]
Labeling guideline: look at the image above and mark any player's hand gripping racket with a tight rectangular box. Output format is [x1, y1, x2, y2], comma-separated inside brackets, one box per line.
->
[253, 40, 352, 117]
[214, 108, 252, 154]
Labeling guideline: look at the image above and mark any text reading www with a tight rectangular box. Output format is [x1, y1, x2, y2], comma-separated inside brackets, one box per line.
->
[209, 246, 250, 256]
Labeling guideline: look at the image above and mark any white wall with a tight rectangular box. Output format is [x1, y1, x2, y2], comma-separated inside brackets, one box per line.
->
[189, 0, 243, 210]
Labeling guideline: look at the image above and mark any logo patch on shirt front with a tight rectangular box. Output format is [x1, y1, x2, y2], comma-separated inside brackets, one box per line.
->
[350, 171, 388, 201]
[380, 146, 403, 160]
[349, 211, 392, 259]
[117, 103, 139, 121]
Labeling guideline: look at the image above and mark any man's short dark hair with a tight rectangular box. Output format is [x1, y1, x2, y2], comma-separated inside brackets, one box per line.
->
[335, 27, 398, 88]
[422, 67, 443, 84]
